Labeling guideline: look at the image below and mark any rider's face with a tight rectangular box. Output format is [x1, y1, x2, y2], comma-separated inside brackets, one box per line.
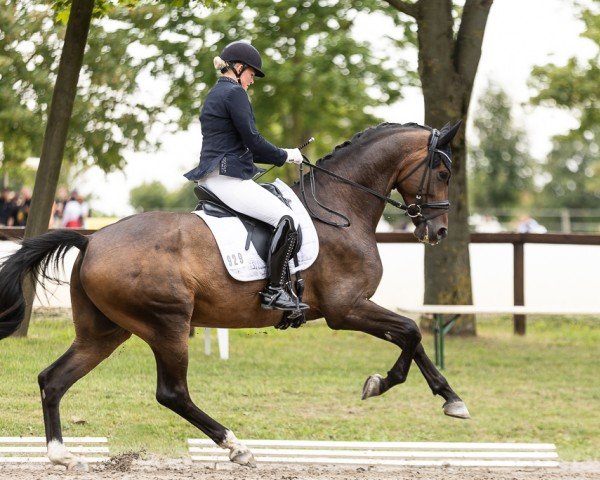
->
[237, 66, 256, 90]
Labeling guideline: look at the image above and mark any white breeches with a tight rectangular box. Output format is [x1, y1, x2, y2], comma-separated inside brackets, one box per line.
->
[199, 172, 298, 228]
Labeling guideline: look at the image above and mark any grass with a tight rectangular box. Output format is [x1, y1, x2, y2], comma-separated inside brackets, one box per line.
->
[0, 314, 598, 461]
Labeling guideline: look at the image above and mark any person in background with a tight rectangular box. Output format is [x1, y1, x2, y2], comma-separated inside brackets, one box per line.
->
[14, 187, 32, 227]
[52, 187, 69, 227]
[61, 190, 86, 228]
[0, 188, 17, 226]
[516, 214, 547, 234]
[78, 193, 90, 228]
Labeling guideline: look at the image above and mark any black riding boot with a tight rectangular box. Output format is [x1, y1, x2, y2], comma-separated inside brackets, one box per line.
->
[260, 216, 309, 311]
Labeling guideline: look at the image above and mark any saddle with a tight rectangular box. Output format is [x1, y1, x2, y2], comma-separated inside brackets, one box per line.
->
[193, 183, 302, 262]
[193, 183, 306, 330]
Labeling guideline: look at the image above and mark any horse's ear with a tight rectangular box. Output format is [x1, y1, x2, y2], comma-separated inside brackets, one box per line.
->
[438, 120, 462, 146]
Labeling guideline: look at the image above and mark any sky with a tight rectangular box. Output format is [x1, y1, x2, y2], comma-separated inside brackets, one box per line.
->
[79, 0, 596, 216]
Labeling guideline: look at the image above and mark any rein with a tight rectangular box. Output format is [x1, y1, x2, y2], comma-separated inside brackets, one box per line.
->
[299, 129, 451, 228]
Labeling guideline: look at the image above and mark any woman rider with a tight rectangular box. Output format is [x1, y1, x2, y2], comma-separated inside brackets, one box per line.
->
[184, 41, 309, 312]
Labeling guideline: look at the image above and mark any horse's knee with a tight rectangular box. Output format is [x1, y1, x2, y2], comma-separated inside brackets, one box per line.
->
[406, 319, 422, 345]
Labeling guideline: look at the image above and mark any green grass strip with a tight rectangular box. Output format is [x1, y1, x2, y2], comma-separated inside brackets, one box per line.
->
[0, 314, 598, 461]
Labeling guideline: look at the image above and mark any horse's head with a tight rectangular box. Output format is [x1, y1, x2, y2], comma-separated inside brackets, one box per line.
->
[394, 121, 461, 245]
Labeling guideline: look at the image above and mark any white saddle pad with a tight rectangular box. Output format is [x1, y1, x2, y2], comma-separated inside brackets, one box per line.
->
[193, 179, 319, 282]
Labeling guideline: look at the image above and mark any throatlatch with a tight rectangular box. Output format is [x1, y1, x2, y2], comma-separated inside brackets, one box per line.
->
[260, 216, 309, 317]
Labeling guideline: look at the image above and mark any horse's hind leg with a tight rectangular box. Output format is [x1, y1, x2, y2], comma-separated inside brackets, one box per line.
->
[149, 333, 256, 467]
[38, 261, 131, 470]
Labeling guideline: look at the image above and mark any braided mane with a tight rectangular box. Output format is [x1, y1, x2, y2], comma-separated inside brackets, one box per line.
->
[316, 122, 430, 166]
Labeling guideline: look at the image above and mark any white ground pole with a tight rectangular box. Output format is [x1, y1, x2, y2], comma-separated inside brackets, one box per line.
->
[0, 437, 108, 464]
[188, 439, 559, 468]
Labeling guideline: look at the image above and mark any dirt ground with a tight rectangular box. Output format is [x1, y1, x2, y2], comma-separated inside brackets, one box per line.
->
[0, 457, 598, 480]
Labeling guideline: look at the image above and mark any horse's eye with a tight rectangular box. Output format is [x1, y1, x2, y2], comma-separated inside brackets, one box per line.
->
[438, 171, 450, 182]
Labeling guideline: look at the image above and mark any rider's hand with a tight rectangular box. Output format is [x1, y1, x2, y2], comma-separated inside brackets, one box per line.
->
[284, 148, 303, 165]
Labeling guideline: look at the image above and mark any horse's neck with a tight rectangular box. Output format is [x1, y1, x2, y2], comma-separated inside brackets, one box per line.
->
[305, 139, 401, 231]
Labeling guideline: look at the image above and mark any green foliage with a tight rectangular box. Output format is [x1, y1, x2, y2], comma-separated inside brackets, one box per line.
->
[468, 84, 536, 209]
[2, 0, 407, 186]
[143, 0, 403, 182]
[129, 180, 197, 211]
[129, 180, 168, 211]
[0, 316, 598, 460]
[0, 0, 54, 168]
[166, 183, 198, 210]
[0, 0, 171, 179]
[529, 3, 600, 208]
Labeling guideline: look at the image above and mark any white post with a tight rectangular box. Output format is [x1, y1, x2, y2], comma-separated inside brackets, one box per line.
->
[203, 328, 211, 356]
[216, 329, 229, 360]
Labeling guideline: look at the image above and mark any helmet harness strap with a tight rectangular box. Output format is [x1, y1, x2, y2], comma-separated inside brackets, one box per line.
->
[229, 62, 248, 85]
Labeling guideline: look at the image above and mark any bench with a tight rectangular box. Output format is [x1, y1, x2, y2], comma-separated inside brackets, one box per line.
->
[398, 305, 600, 369]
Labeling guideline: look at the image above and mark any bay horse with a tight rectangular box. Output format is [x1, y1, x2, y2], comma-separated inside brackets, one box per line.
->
[0, 121, 469, 470]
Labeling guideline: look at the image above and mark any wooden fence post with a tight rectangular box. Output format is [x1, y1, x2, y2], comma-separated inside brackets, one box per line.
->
[513, 241, 526, 335]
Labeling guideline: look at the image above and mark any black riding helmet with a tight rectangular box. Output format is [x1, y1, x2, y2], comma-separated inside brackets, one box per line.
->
[220, 41, 265, 78]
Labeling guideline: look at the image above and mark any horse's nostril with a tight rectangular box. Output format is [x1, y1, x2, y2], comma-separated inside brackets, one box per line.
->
[438, 227, 448, 239]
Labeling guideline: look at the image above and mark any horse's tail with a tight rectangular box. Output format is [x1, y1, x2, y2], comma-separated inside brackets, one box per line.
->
[0, 229, 89, 339]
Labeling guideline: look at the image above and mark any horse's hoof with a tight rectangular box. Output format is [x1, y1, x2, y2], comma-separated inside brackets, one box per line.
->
[361, 374, 385, 400]
[443, 400, 471, 419]
[230, 448, 257, 468]
[67, 460, 89, 472]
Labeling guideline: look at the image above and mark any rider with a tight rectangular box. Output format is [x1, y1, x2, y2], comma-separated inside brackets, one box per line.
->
[184, 41, 308, 312]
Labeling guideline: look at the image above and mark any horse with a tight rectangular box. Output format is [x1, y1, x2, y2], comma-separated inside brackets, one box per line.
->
[0, 121, 468, 470]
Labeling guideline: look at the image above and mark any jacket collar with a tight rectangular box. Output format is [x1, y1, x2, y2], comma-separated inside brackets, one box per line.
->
[218, 76, 239, 86]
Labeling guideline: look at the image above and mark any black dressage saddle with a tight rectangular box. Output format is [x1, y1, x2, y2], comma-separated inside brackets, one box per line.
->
[193, 183, 302, 263]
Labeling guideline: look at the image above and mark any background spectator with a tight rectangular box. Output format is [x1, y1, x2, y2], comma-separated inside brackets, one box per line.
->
[517, 214, 547, 233]
[0, 188, 17, 226]
[14, 187, 32, 226]
[61, 190, 88, 228]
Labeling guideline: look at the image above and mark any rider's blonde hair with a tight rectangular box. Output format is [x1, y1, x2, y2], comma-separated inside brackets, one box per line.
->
[213, 56, 228, 72]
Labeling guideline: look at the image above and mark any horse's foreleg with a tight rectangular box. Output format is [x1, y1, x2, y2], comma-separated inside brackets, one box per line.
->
[150, 338, 256, 468]
[327, 300, 422, 397]
[326, 299, 469, 419]
[412, 344, 470, 418]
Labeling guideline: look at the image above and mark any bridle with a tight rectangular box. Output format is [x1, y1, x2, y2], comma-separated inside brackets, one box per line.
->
[298, 129, 452, 228]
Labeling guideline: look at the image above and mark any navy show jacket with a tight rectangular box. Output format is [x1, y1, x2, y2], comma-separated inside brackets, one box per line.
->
[184, 77, 287, 181]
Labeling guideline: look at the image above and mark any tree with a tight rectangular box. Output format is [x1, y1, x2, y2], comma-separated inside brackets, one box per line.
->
[15, 0, 95, 337]
[13, 0, 221, 336]
[141, 0, 403, 182]
[469, 84, 535, 210]
[383, 0, 493, 335]
[530, 3, 600, 209]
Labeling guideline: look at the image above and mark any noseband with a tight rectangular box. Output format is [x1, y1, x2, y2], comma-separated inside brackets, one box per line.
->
[298, 129, 452, 228]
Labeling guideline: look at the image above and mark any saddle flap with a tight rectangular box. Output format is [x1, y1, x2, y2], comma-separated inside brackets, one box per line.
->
[194, 184, 221, 204]
[200, 201, 236, 219]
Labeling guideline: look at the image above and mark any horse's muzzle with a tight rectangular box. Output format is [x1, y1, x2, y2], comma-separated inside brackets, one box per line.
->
[414, 221, 448, 245]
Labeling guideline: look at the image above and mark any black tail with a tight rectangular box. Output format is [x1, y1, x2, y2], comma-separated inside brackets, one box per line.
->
[0, 229, 89, 339]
